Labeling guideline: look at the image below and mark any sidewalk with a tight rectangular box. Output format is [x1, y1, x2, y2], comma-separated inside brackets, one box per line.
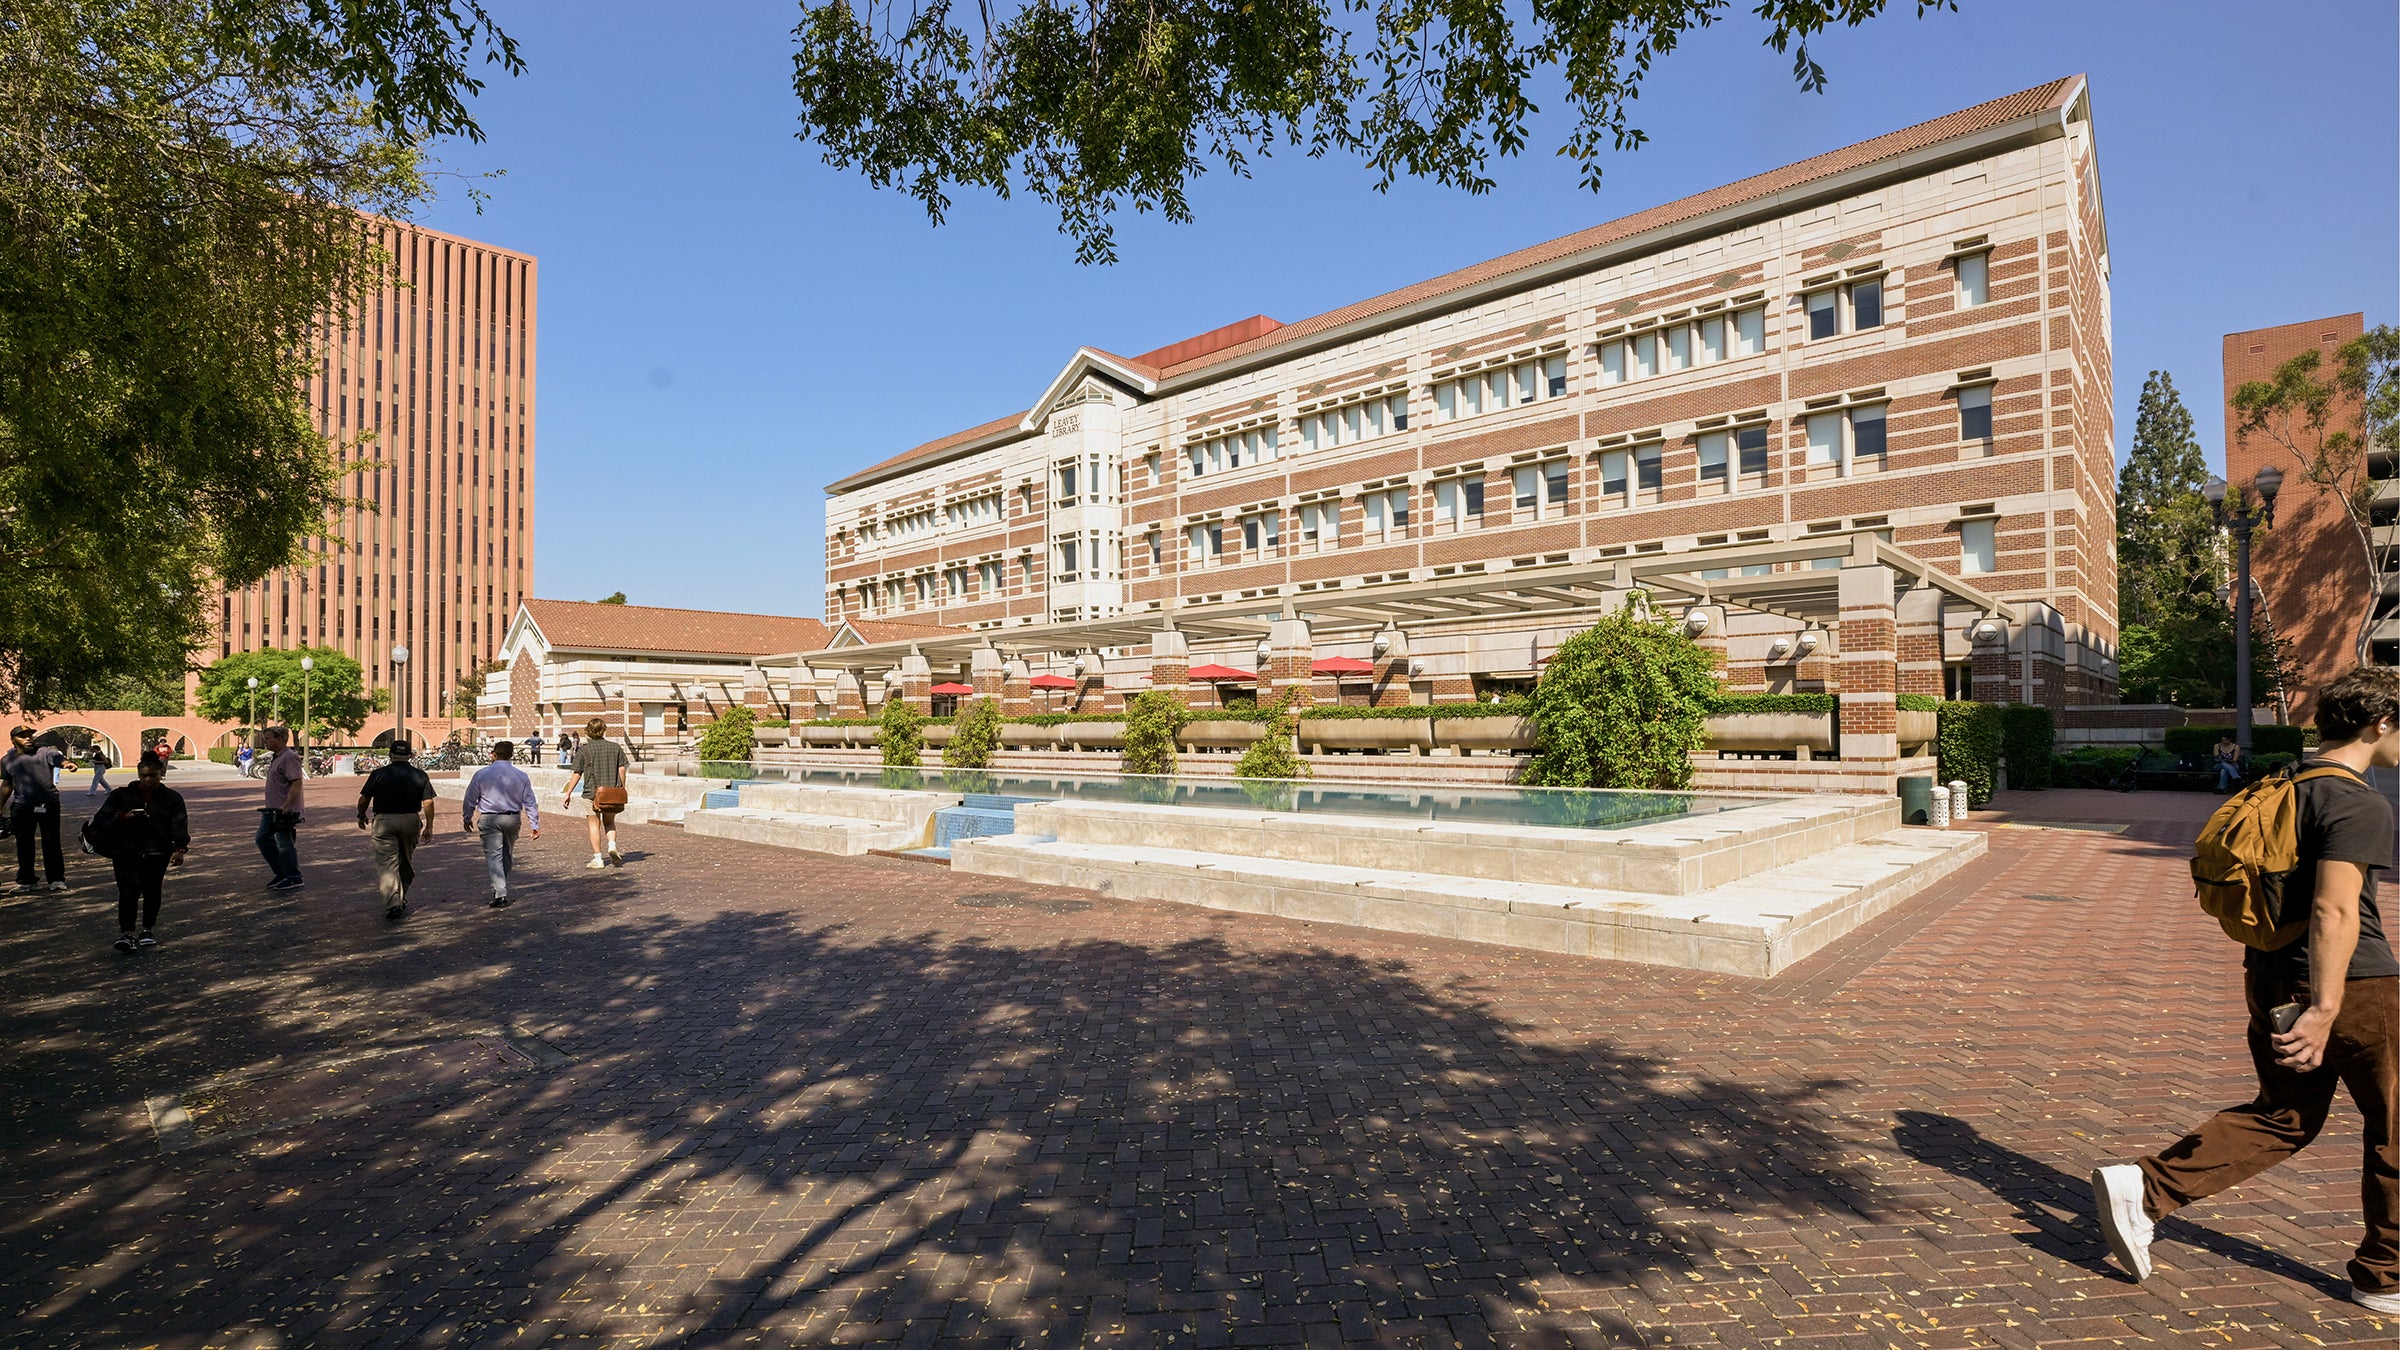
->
[0, 780, 2386, 1345]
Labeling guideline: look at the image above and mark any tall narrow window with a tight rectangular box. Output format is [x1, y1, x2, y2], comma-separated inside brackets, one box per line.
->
[1850, 405, 1887, 464]
[1806, 290, 1838, 340]
[1634, 446, 1663, 493]
[1735, 306, 1765, 356]
[1512, 467, 1539, 510]
[1960, 518, 1997, 575]
[1959, 385, 1994, 441]
[1433, 480, 1459, 525]
[1632, 332, 1658, 378]
[1850, 278, 1883, 331]
[1806, 412, 1844, 469]
[1698, 316, 1727, 364]
[1599, 452, 1629, 503]
[1957, 252, 1990, 306]
[1544, 460, 1569, 507]
[1736, 425, 1770, 477]
[1697, 433, 1729, 486]
[1544, 355, 1567, 397]
[1664, 326, 1691, 372]
[1600, 342, 1626, 385]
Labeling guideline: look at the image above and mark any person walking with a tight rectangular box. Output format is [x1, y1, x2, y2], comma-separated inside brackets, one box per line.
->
[559, 718, 628, 869]
[93, 753, 188, 951]
[254, 727, 305, 891]
[2092, 666, 2400, 1313]
[461, 740, 541, 908]
[0, 727, 69, 893]
[356, 740, 439, 923]
[524, 735, 542, 767]
[85, 744, 114, 797]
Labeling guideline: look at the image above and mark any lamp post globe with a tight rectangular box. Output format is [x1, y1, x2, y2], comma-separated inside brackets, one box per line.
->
[391, 646, 410, 748]
[246, 676, 259, 748]
[299, 656, 313, 750]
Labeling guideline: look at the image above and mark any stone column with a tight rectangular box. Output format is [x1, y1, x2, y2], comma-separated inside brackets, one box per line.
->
[1001, 659, 1032, 716]
[971, 645, 1005, 704]
[1148, 629, 1190, 707]
[833, 670, 865, 718]
[1683, 604, 1729, 680]
[1970, 620, 2014, 703]
[898, 650, 932, 715]
[1266, 614, 1314, 707]
[1369, 627, 1412, 707]
[1896, 585, 1945, 699]
[1837, 564, 1899, 782]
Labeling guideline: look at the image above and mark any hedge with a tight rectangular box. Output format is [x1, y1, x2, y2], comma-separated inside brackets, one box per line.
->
[2163, 724, 2305, 764]
[1999, 704, 2054, 791]
[1895, 694, 1941, 713]
[797, 702, 1531, 729]
[207, 747, 236, 764]
[1704, 693, 1834, 715]
[1936, 701, 2003, 806]
[2054, 746, 2138, 789]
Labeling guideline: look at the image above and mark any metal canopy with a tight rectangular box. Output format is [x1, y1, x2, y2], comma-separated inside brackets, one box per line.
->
[767, 531, 2019, 673]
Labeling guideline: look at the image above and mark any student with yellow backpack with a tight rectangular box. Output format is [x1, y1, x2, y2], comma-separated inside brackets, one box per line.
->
[2091, 666, 2399, 1312]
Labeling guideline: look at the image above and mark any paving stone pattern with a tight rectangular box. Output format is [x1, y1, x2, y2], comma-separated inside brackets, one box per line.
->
[0, 784, 2389, 1347]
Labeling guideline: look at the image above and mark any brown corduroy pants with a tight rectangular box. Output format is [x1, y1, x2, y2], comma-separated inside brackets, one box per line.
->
[2138, 971, 2398, 1293]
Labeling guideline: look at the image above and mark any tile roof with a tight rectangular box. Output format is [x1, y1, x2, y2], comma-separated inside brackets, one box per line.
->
[831, 76, 2082, 492]
[523, 600, 834, 658]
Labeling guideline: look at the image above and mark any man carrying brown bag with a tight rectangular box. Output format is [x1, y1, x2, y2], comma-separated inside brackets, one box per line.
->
[560, 717, 629, 870]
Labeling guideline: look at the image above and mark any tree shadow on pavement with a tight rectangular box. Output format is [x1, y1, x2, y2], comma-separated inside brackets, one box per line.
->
[1891, 1110, 2348, 1298]
[1, 791, 1887, 1346]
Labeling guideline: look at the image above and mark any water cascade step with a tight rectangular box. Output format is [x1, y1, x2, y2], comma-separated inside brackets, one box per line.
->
[910, 794, 1039, 861]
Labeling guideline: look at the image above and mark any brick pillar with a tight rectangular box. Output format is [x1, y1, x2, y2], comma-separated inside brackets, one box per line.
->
[1266, 615, 1313, 707]
[1837, 564, 1899, 783]
[971, 645, 1004, 704]
[1149, 629, 1190, 707]
[1001, 659, 1031, 716]
[1897, 585, 1945, 699]
[1970, 620, 2014, 703]
[834, 670, 864, 718]
[1369, 627, 1412, 707]
[899, 650, 932, 714]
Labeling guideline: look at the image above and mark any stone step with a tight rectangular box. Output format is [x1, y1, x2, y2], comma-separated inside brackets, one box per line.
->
[951, 826, 1984, 977]
[683, 806, 930, 856]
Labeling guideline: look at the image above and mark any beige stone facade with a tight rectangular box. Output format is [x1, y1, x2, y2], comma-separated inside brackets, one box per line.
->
[821, 76, 2118, 708]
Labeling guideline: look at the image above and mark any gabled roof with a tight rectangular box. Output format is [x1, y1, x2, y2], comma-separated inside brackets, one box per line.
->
[519, 599, 834, 659]
[825, 76, 2086, 496]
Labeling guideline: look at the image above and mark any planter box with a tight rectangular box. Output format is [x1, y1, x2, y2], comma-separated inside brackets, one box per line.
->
[923, 724, 954, 746]
[999, 724, 1058, 749]
[1302, 718, 1435, 753]
[752, 727, 790, 746]
[1704, 711, 1835, 755]
[1898, 709, 1937, 751]
[1430, 717, 1533, 753]
[1178, 722, 1259, 750]
[1057, 722, 1126, 749]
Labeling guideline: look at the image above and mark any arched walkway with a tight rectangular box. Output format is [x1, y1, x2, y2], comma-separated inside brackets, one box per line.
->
[10, 710, 241, 763]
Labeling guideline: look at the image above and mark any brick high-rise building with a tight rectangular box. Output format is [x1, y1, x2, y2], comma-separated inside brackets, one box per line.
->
[2224, 312, 2372, 724]
[823, 76, 2117, 707]
[217, 218, 536, 737]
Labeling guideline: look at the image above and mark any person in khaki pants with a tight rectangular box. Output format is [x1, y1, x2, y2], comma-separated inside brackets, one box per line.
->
[356, 740, 439, 923]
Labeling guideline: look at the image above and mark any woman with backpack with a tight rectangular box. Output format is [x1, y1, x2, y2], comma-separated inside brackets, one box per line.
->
[92, 753, 189, 951]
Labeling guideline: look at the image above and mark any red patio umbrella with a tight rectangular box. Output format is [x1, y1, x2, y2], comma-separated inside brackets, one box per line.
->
[1310, 656, 1376, 675]
[927, 682, 977, 695]
[1184, 664, 1257, 683]
[1027, 674, 1078, 690]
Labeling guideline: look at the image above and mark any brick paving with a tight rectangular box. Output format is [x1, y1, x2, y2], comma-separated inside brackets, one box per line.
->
[0, 782, 2390, 1348]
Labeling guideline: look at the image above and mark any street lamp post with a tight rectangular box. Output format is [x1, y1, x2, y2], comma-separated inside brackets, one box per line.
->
[391, 647, 410, 748]
[246, 677, 258, 749]
[270, 682, 281, 729]
[2205, 465, 2284, 760]
[300, 656, 313, 751]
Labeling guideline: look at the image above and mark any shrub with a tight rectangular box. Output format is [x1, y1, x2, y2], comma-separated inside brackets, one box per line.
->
[1999, 704, 2054, 791]
[1121, 690, 1185, 777]
[2162, 725, 2226, 766]
[1522, 604, 1718, 790]
[2251, 751, 2298, 777]
[693, 706, 756, 764]
[1935, 701, 2004, 805]
[207, 747, 236, 764]
[1895, 693, 1941, 713]
[946, 697, 1002, 769]
[876, 696, 924, 767]
[1234, 691, 1307, 781]
[1702, 693, 1836, 715]
[2053, 746, 2139, 789]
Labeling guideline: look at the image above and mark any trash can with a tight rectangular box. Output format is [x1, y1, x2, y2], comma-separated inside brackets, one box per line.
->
[1898, 775, 1935, 826]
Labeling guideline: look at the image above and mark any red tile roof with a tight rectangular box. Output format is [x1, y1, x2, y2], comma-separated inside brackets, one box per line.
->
[523, 600, 834, 658]
[831, 76, 2082, 492]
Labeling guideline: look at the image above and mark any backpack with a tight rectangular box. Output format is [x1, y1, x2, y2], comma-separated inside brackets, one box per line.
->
[2191, 763, 2357, 949]
[79, 811, 115, 859]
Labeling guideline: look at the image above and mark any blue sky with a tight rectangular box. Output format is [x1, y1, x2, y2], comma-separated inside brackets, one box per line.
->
[416, 0, 2399, 617]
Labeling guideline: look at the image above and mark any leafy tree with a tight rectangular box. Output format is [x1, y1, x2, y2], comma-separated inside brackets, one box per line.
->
[2231, 324, 2400, 662]
[1234, 691, 1307, 780]
[1522, 601, 1716, 789]
[2118, 603, 2292, 710]
[945, 696, 1002, 768]
[695, 705, 758, 763]
[0, 1, 519, 714]
[2116, 372, 2216, 631]
[452, 658, 505, 710]
[65, 669, 189, 718]
[877, 693, 924, 766]
[792, 0, 1960, 263]
[1121, 691, 1186, 777]
[195, 647, 377, 736]
[596, 592, 628, 605]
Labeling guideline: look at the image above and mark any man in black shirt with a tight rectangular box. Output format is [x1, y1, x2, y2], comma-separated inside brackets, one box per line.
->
[357, 740, 439, 922]
[2093, 667, 2400, 1312]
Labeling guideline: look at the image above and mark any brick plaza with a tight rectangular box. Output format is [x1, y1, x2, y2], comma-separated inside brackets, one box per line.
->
[0, 783, 2390, 1347]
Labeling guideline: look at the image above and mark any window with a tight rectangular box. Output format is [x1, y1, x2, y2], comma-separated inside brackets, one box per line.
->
[1300, 392, 1408, 451]
[1806, 412, 1843, 468]
[977, 560, 1003, 594]
[1634, 446, 1662, 493]
[1850, 278, 1882, 331]
[1598, 306, 1767, 385]
[1806, 290, 1838, 340]
[1599, 451, 1629, 504]
[1362, 488, 1410, 540]
[945, 568, 966, 598]
[1697, 434, 1729, 486]
[1961, 518, 1997, 575]
[1957, 252, 1990, 306]
[1959, 384, 1994, 441]
[1434, 354, 1567, 422]
[1736, 425, 1770, 477]
[1056, 461, 1079, 505]
[1433, 477, 1484, 529]
[1545, 460, 1568, 507]
[1055, 538, 1080, 580]
[1850, 404, 1887, 462]
[1146, 529, 1162, 566]
[1299, 501, 1340, 550]
[1240, 510, 1281, 555]
[1185, 522, 1224, 566]
[1186, 426, 1278, 478]
[1144, 451, 1161, 484]
[1806, 278, 1884, 339]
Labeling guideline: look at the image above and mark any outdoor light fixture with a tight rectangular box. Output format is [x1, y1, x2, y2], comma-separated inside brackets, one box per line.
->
[1372, 632, 1392, 657]
[1072, 654, 1088, 676]
[1682, 609, 1714, 638]
[391, 645, 409, 746]
[1972, 620, 2005, 645]
[1408, 658, 1426, 678]
[2210, 465, 2285, 757]
[1793, 630, 1823, 658]
[1255, 640, 1272, 665]
[1767, 636, 1794, 660]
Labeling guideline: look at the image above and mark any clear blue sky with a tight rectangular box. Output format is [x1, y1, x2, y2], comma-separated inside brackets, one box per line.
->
[415, 0, 2398, 617]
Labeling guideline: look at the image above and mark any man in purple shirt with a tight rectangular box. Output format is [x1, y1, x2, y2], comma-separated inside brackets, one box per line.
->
[460, 740, 541, 908]
[256, 727, 305, 891]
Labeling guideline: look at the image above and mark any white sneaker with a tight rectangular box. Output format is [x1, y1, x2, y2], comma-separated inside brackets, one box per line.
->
[2355, 1284, 2400, 1314]
[2090, 1164, 2155, 1281]
[586, 854, 607, 870]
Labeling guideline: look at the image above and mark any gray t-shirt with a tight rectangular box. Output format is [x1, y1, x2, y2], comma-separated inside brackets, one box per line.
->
[571, 737, 627, 795]
[4, 747, 64, 805]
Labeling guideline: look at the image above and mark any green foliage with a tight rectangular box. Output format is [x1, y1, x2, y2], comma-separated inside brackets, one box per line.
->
[1234, 692, 1307, 780]
[1703, 693, 1836, 715]
[1299, 701, 1525, 720]
[1120, 691, 1185, 777]
[2252, 751, 2298, 776]
[2119, 607, 2292, 709]
[596, 591, 627, 604]
[60, 668, 189, 717]
[1935, 701, 2003, 806]
[2053, 746, 2138, 789]
[1895, 693, 1941, 714]
[1522, 607, 1718, 790]
[206, 747, 237, 765]
[876, 696, 924, 767]
[453, 659, 505, 709]
[2117, 372, 2216, 631]
[791, 0, 1948, 264]
[2163, 723, 2304, 765]
[195, 648, 375, 735]
[694, 706, 757, 763]
[945, 697, 1003, 769]
[1998, 704, 2053, 791]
